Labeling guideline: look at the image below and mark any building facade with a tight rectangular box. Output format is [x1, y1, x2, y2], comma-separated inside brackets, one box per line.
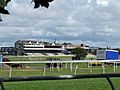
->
[15, 40, 89, 56]
[0, 47, 17, 55]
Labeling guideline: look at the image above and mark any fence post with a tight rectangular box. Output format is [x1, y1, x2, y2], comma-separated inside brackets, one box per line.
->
[90, 62, 92, 72]
[88, 62, 90, 68]
[102, 63, 105, 74]
[43, 66, 46, 76]
[74, 65, 78, 75]
[113, 62, 116, 72]
[57, 63, 60, 72]
[116, 62, 117, 69]
[50, 63, 52, 71]
[9, 67, 12, 77]
[65, 63, 68, 69]
[70, 63, 73, 72]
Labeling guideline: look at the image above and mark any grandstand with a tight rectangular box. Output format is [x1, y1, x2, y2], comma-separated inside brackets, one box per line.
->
[15, 40, 89, 56]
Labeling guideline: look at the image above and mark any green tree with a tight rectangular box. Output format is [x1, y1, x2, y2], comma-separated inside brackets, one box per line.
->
[0, 0, 10, 15]
[0, 0, 53, 13]
[114, 48, 120, 55]
[71, 48, 88, 60]
[0, 0, 54, 21]
[0, 0, 5, 8]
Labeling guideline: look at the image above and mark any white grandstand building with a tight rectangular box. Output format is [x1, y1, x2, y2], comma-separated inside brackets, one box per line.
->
[15, 40, 89, 56]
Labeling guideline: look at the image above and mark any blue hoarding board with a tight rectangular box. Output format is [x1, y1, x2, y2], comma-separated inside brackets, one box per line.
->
[106, 50, 118, 60]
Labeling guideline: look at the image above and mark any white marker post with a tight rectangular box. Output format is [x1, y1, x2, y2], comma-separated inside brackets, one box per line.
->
[65, 63, 68, 69]
[50, 63, 51, 71]
[102, 63, 105, 74]
[70, 63, 73, 72]
[50, 63, 53, 71]
[52, 63, 54, 71]
[88, 62, 90, 70]
[57, 63, 60, 72]
[60, 63, 62, 70]
[9, 67, 12, 77]
[74, 65, 78, 75]
[43, 66, 46, 76]
[116, 62, 118, 69]
[90, 62, 92, 73]
[114, 62, 116, 72]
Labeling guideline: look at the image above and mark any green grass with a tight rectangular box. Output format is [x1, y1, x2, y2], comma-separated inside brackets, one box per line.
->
[4, 55, 73, 61]
[1, 62, 120, 76]
[1, 55, 120, 90]
[1, 64, 120, 90]
[4, 78, 120, 90]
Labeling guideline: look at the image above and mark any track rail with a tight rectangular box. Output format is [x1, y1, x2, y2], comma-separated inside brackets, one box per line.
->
[0, 60, 120, 64]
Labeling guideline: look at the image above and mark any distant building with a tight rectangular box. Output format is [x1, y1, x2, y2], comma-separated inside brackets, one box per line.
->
[15, 40, 63, 55]
[89, 47, 103, 55]
[15, 40, 89, 56]
[0, 47, 17, 55]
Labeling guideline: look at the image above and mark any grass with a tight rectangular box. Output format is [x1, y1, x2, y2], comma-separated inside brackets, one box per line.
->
[1, 55, 120, 90]
[1, 62, 120, 77]
[4, 78, 120, 90]
[4, 55, 73, 61]
[1, 64, 120, 90]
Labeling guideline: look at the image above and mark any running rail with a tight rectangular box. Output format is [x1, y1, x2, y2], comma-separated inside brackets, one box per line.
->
[1, 60, 120, 64]
[1, 73, 120, 90]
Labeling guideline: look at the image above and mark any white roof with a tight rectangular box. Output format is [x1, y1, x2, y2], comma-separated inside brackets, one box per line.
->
[98, 49, 118, 52]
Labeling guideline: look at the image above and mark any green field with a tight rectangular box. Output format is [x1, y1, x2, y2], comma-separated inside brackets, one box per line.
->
[3, 78, 120, 90]
[1, 64, 120, 90]
[4, 55, 73, 61]
[1, 55, 120, 90]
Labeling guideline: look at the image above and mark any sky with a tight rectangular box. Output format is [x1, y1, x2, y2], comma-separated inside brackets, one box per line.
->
[0, 0, 120, 48]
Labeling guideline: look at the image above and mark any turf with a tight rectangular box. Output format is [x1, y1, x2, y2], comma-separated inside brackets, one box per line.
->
[4, 78, 120, 90]
[1, 55, 120, 90]
[1, 66, 120, 90]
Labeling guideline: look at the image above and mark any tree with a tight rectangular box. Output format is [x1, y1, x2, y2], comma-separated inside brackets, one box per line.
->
[31, 0, 53, 8]
[71, 48, 88, 60]
[0, 0, 53, 14]
[114, 48, 120, 55]
[0, 0, 54, 21]
[0, 0, 10, 14]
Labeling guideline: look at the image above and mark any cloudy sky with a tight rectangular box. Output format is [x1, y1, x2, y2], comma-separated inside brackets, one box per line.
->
[0, 0, 120, 48]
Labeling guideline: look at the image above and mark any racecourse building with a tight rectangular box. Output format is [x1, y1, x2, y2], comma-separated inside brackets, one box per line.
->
[15, 40, 89, 56]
